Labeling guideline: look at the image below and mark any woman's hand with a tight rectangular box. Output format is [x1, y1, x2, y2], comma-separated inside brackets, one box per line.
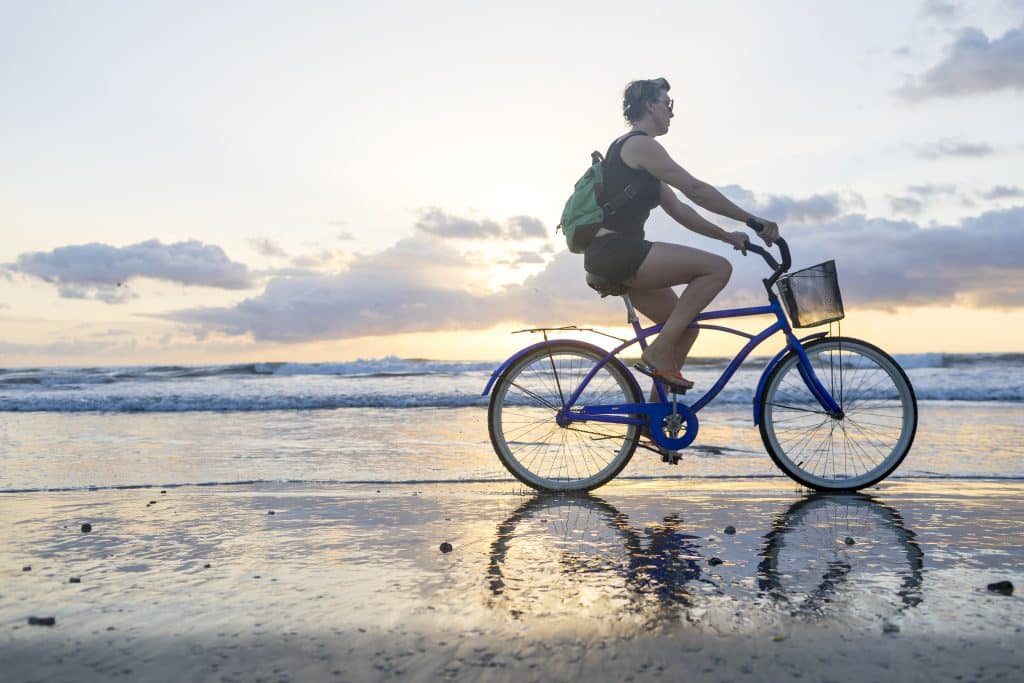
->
[723, 230, 749, 254]
[753, 218, 780, 246]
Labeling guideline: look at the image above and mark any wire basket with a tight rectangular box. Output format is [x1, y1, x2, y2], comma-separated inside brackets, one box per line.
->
[776, 260, 845, 328]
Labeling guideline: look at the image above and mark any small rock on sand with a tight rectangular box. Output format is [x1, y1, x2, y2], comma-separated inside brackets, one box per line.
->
[28, 616, 56, 626]
[844, 536, 855, 545]
[204, 563, 211, 568]
[81, 523, 92, 533]
[69, 577, 81, 584]
[724, 526, 736, 535]
[883, 622, 900, 634]
[439, 542, 453, 553]
[22, 566, 31, 572]
[708, 557, 723, 566]
[987, 580, 1014, 595]
[267, 510, 275, 515]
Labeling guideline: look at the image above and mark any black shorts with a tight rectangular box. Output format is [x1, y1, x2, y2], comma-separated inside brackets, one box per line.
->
[583, 233, 653, 284]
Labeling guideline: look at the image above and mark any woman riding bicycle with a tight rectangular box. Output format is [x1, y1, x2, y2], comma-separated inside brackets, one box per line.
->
[585, 77, 780, 390]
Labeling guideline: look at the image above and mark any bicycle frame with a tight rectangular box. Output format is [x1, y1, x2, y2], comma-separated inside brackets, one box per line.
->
[564, 294, 842, 430]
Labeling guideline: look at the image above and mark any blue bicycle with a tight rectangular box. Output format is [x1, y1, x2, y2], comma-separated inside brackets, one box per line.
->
[483, 233, 918, 492]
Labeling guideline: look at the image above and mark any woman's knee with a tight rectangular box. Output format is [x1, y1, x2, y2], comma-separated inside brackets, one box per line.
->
[708, 255, 732, 287]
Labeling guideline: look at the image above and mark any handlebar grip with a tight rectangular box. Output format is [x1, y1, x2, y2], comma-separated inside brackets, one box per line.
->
[746, 217, 765, 232]
[744, 241, 779, 270]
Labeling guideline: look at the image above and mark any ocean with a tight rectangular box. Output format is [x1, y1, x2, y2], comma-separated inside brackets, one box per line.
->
[2, 353, 1022, 492]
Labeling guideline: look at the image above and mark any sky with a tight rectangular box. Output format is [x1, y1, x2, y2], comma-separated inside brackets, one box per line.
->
[2, 0, 1023, 366]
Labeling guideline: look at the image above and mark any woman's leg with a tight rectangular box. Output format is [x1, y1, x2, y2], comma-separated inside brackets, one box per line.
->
[628, 287, 700, 400]
[625, 242, 732, 380]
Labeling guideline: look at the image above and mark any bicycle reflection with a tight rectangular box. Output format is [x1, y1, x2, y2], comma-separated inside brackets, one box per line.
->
[487, 491, 923, 624]
[757, 492, 923, 618]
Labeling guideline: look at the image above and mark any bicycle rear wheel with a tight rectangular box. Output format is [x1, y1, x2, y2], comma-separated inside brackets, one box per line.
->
[759, 337, 917, 491]
[488, 341, 642, 491]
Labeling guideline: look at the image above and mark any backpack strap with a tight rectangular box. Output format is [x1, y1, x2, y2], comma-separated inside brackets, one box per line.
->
[601, 131, 648, 216]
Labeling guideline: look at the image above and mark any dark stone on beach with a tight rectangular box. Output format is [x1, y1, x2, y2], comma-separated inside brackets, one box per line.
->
[987, 580, 1014, 596]
[204, 563, 211, 569]
[28, 616, 56, 626]
[69, 577, 81, 584]
[882, 622, 900, 634]
[149, 500, 156, 504]
[724, 526, 736, 535]
[161, 490, 166, 494]
[439, 542, 453, 554]
[81, 523, 92, 533]
[708, 557, 723, 566]
[22, 566, 31, 572]
[267, 510, 275, 515]
[844, 536, 855, 545]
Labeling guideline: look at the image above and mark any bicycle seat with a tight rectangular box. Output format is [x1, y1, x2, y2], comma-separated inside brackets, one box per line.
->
[585, 272, 628, 298]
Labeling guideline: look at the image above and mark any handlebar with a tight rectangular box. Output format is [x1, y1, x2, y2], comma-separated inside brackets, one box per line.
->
[744, 217, 791, 289]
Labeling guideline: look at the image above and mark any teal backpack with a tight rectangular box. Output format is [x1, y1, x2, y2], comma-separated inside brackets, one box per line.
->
[556, 138, 641, 253]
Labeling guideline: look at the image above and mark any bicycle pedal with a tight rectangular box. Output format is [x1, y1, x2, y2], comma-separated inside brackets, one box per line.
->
[661, 451, 681, 465]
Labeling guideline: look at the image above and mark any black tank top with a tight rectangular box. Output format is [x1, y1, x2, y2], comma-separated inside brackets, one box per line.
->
[602, 131, 662, 238]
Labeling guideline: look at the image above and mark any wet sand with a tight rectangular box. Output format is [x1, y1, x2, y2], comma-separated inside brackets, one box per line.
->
[3, 479, 1022, 682]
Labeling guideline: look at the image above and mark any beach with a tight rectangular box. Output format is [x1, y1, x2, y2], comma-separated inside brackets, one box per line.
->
[3, 479, 1022, 682]
[2, 357, 1024, 681]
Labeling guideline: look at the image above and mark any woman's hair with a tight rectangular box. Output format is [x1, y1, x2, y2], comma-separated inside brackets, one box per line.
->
[622, 77, 671, 123]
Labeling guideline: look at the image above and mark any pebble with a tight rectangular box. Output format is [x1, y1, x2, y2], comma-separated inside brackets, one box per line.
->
[987, 580, 1014, 596]
[204, 563, 211, 569]
[28, 616, 56, 626]
[724, 526, 736, 535]
[149, 500, 156, 504]
[81, 523, 92, 533]
[22, 566, 31, 572]
[267, 511, 275, 515]
[161, 490, 166, 494]
[882, 622, 900, 634]
[844, 536, 855, 545]
[439, 542, 453, 554]
[708, 557, 723, 566]
[69, 577, 81, 584]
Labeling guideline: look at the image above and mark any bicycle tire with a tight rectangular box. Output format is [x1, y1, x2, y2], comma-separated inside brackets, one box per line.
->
[488, 341, 642, 491]
[759, 337, 917, 491]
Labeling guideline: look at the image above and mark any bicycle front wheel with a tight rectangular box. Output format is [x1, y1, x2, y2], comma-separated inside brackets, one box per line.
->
[759, 337, 917, 491]
[488, 341, 642, 492]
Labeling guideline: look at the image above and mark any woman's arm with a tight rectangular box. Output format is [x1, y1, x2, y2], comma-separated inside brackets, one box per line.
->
[624, 136, 779, 244]
[660, 184, 748, 252]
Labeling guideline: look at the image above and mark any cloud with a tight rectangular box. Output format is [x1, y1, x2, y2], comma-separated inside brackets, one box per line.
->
[921, 0, 959, 20]
[415, 208, 502, 239]
[898, 24, 1024, 99]
[4, 240, 253, 303]
[906, 183, 958, 197]
[889, 196, 924, 216]
[915, 138, 996, 159]
[414, 208, 548, 240]
[980, 184, 1024, 199]
[165, 206, 1024, 342]
[249, 238, 288, 259]
[720, 186, 851, 223]
[505, 215, 548, 239]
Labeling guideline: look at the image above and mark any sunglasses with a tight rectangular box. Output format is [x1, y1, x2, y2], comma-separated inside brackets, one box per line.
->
[654, 97, 674, 113]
